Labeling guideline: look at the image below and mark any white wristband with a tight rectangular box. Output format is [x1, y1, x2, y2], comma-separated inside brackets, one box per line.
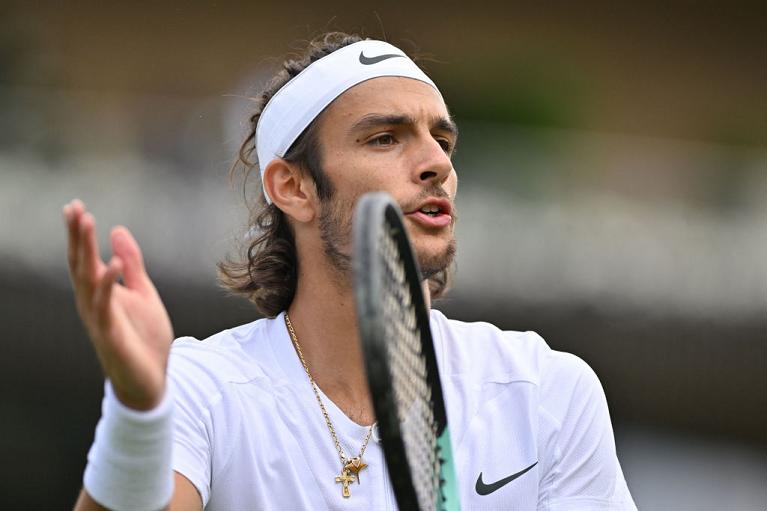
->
[83, 381, 174, 511]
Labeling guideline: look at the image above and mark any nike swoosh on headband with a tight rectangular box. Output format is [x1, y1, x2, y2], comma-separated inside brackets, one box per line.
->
[359, 52, 406, 65]
[475, 461, 538, 496]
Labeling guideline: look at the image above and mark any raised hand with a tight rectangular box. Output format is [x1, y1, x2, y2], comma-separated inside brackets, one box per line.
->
[64, 199, 174, 411]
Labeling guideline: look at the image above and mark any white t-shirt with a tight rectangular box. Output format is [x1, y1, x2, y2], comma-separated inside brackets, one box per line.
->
[168, 310, 636, 510]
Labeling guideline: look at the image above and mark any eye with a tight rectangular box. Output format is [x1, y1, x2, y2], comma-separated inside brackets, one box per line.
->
[436, 138, 454, 154]
[368, 133, 396, 146]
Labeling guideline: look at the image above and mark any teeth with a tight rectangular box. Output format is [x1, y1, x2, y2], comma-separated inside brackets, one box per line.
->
[420, 204, 440, 214]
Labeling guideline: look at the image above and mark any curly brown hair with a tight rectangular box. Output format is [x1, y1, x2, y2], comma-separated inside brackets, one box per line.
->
[218, 32, 452, 318]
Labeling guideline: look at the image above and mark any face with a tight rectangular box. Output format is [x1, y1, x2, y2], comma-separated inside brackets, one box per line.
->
[313, 76, 459, 280]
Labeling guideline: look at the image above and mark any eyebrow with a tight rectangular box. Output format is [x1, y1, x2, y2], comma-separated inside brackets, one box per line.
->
[348, 113, 459, 138]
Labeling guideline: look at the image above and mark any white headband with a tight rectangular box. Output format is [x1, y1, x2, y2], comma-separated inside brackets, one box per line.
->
[256, 39, 440, 203]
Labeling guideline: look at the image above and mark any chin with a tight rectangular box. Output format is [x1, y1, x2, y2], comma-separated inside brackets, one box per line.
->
[415, 238, 456, 279]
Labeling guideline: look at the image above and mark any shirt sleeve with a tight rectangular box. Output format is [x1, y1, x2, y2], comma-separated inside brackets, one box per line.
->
[537, 352, 637, 511]
[167, 338, 221, 507]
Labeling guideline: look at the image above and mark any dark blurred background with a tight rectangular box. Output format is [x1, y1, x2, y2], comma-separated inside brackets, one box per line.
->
[1, 1, 766, 509]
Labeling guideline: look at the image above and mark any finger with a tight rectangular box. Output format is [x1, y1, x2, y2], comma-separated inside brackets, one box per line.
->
[77, 212, 106, 285]
[93, 256, 123, 331]
[111, 226, 150, 292]
[65, 199, 85, 273]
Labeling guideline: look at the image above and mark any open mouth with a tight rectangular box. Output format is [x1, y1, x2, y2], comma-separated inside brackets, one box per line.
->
[405, 198, 453, 228]
[419, 204, 443, 217]
[410, 197, 452, 217]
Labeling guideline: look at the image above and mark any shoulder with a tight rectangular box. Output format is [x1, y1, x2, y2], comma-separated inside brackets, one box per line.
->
[430, 309, 589, 389]
[430, 312, 634, 507]
[429, 309, 605, 429]
[168, 316, 280, 405]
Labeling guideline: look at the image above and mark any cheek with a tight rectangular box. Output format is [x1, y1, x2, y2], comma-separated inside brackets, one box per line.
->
[340, 167, 397, 199]
[324, 149, 385, 189]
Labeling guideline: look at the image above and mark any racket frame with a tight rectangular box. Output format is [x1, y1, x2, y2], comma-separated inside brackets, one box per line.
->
[353, 192, 458, 510]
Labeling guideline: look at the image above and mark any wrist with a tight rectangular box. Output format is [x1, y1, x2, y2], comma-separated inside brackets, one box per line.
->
[111, 379, 167, 412]
[84, 380, 174, 510]
[105, 379, 172, 422]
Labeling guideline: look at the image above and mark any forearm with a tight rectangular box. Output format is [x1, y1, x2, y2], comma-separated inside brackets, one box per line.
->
[74, 471, 201, 511]
[74, 488, 157, 511]
[74, 487, 108, 511]
[78, 383, 175, 511]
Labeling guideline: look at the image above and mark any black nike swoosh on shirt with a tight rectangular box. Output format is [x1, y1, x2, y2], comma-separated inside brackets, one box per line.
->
[358, 52, 405, 65]
[475, 461, 538, 496]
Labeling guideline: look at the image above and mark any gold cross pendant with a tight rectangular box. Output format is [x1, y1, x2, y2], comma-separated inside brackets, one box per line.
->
[344, 457, 369, 484]
[335, 469, 356, 498]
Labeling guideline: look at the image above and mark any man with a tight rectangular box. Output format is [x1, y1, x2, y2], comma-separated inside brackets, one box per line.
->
[65, 32, 636, 510]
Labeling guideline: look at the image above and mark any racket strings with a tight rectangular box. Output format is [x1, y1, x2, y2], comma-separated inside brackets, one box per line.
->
[380, 226, 442, 511]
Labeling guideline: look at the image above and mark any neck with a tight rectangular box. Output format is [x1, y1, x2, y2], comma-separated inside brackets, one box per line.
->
[286, 259, 374, 425]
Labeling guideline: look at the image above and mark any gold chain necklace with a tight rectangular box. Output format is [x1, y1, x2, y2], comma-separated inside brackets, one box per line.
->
[284, 312, 375, 499]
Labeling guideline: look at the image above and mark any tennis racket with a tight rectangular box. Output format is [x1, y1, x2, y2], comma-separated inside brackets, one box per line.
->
[353, 192, 460, 511]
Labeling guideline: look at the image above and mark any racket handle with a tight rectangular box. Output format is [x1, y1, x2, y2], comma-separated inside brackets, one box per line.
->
[438, 430, 461, 510]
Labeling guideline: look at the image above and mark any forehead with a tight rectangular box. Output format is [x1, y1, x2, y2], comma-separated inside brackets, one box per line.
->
[319, 76, 449, 127]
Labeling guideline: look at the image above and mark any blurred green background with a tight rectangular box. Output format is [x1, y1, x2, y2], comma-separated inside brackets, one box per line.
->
[1, 1, 766, 509]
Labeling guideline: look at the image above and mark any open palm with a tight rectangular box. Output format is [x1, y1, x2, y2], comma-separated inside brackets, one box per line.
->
[65, 200, 173, 411]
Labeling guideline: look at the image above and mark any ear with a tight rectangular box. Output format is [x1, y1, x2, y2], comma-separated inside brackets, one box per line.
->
[262, 159, 317, 223]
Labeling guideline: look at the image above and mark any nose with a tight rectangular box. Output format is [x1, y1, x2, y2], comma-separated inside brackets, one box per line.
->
[413, 135, 454, 185]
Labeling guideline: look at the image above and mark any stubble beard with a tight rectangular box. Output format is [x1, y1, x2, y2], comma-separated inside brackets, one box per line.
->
[318, 195, 457, 284]
[418, 237, 457, 280]
[318, 195, 353, 281]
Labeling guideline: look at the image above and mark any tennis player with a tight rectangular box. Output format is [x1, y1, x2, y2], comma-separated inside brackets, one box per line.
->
[65, 32, 637, 510]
